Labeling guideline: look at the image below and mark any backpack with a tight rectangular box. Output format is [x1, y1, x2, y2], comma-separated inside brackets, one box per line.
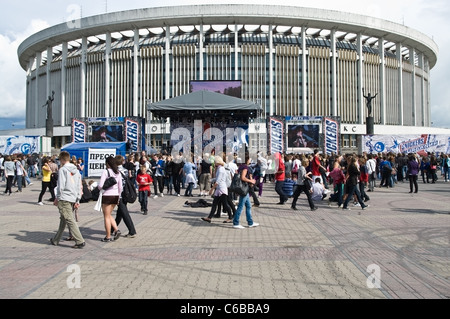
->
[120, 172, 137, 204]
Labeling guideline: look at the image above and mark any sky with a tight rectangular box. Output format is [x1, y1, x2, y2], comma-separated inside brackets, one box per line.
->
[0, 0, 449, 130]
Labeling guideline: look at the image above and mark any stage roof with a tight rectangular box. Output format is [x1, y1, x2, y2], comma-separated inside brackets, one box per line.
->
[148, 91, 262, 119]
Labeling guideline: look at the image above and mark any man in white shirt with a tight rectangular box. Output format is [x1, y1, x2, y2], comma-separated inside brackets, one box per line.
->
[311, 178, 328, 202]
[366, 154, 377, 192]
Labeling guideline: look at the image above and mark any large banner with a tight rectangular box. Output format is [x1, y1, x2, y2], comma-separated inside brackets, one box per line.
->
[0, 136, 40, 155]
[72, 117, 145, 152]
[364, 135, 450, 155]
[88, 148, 117, 177]
[269, 117, 284, 154]
[323, 117, 340, 155]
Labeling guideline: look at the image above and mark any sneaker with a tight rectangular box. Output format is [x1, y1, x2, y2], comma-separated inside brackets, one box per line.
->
[37, 202, 44, 206]
[362, 205, 370, 210]
[177, 194, 181, 197]
[28, 183, 33, 186]
[143, 211, 148, 215]
[154, 195, 158, 199]
[249, 223, 259, 228]
[342, 207, 351, 211]
[233, 225, 245, 229]
[311, 207, 318, 211]
[160, 193, 164, 198]
[113, 230, 121, 241]
[124, 234, 136, 238]
[353, 202, 361, 207]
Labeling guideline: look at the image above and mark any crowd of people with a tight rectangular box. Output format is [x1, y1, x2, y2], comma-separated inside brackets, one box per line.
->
[1, 149, 448, 248]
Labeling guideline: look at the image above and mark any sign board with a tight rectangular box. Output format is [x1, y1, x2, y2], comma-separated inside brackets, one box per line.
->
[269, 117, 284, 154]
[364, 135, 450, 155]
[0, 136, 40, 155]
[323, 118, 340, 155]
[88, 148, 117, 177]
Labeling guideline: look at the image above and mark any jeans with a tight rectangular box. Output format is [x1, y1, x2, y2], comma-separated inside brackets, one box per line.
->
[233, 194, 254, 226]
[185, 182, 194, 196]
[153, 176, 164, 195]
[330, 183, 344, 207]
[173, 173, 182, 195]
[343, 185, 367, 209]
[444, 167, 449, 182]
[16, 175, 23, 192]
[5, 176, 13, 194]
[38, 181, 56, 203]
[139, 191, 149, 212]
[409, 175, 418, 193]
[28, 166, 35, 178]
[275, 180, 288, 204]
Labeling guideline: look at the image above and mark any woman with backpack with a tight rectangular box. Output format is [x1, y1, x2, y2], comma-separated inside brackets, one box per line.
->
[97, 156, 123, 242]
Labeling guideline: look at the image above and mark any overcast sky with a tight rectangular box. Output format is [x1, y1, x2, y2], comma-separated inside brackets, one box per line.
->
[1, 0, 449, 130]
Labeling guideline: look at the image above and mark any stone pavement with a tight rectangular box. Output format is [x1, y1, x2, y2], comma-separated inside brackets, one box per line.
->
[0, 177, 449, 300]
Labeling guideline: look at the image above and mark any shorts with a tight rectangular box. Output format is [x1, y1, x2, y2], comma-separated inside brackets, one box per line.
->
[102, 196, 120, 205]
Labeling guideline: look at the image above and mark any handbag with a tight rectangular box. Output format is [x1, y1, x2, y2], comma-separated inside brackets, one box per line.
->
[102, 169, 117, 190]
[230, 173, 249, 196]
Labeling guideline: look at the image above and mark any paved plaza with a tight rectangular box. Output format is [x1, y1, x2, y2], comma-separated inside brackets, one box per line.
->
[0, 177, 449, 300]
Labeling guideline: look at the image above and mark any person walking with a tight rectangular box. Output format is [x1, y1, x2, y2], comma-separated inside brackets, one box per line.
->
[50, 151, 85, 249]
[150, 154, 165, 198]
[115, 155, 138, 237]
[232, 153, 259, 229]
[407, 154, 419, 194]
[3, 156, 15, 196]
[198, 154, 212, 197]
[37, 157, 56, 205]
[201, 156, 233, 224]
[274, 152, 288, 205]
[183, 159, 197, 197]
[366, 154, 377, 192]
[342, 157, 369, 211]
[291, 159, 317, 211]
[328, 160, 345, 208]
[137, 165, 153, 215]
[97, 156, 123, 242]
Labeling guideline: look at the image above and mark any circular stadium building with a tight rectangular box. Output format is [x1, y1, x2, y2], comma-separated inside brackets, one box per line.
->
[16, 4, 443, 153]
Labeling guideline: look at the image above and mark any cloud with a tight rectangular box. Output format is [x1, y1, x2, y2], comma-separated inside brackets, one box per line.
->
[0, 19, 49, 120]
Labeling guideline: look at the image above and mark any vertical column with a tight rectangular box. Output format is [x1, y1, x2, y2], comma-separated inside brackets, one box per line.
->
[105, 32, 111, 118]
[301, 27, 307, 116]
[419, 53, 425, 127]
[357, 34, 364, 124]
[269, 25, 274, 116]
[410, 47, 416, 126]
[80, 36, 87, 118]
[379, 38, 386, 125]
[235, 24, 239, 81]
[396, 43, 404, 126]
[35, 52, 41, 128]
[61, 42, 68, 126]
[133, 29, 140, 117]
[330, 29, 337, 117]
[165, 27, 171, 99]
[199, 24, 204, 81]
[46, 47, 52, 99]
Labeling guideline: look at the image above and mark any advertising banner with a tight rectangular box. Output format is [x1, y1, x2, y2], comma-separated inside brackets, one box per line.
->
[72, 119, 87, 143]
[0, 136, 40, 155]
[323, 117, 340, 155]
[88, 148, 117, 177]
[364, 135, 450, 155]
[269, 117, 284, 154]
[125, 118, 140, 153]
